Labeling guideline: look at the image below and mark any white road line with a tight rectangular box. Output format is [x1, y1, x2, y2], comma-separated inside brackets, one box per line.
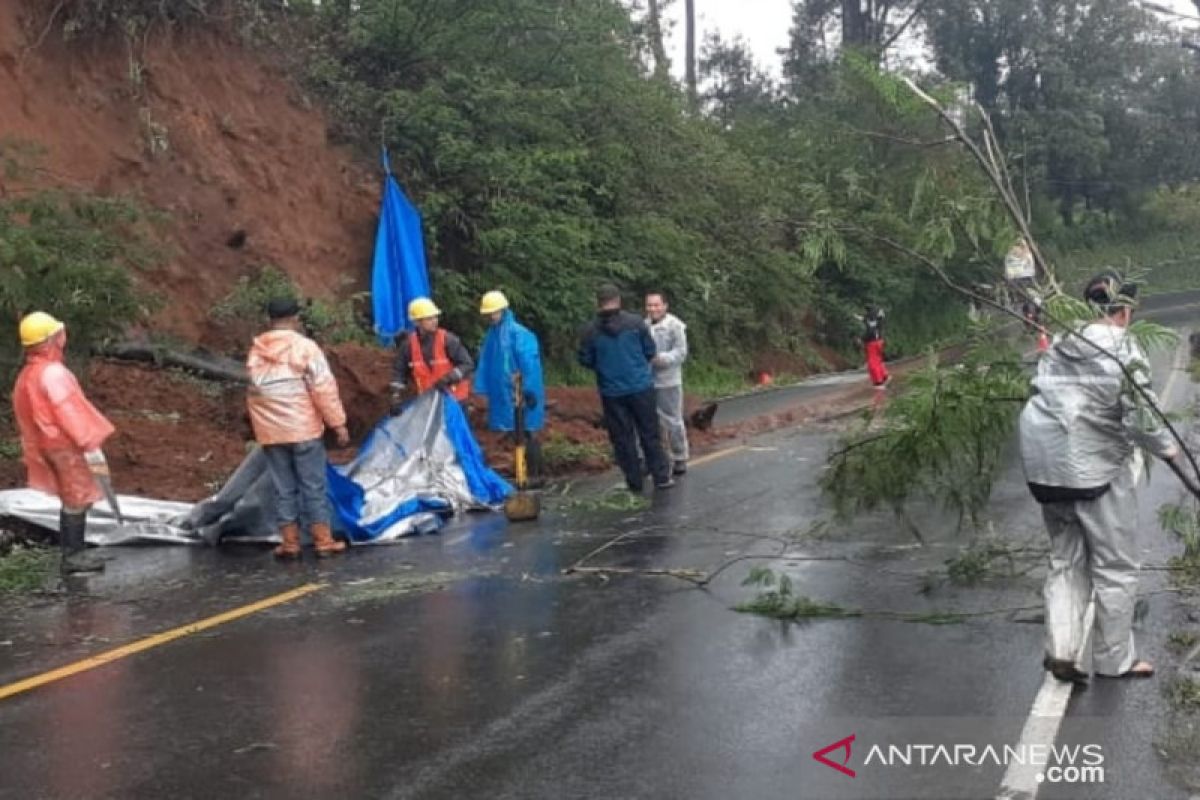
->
[995, 333, 1188, 800]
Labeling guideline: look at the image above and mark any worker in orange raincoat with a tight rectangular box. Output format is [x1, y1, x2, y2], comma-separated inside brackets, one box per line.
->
[12, 312, 114, 574]
[246, 297, 350, 559]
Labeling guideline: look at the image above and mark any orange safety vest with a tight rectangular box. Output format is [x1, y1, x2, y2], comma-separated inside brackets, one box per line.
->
[408, 329, 469, 400]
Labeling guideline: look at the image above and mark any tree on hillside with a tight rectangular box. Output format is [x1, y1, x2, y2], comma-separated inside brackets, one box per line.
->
[646, 0, 671, 80]
[700, 34, 775, 125]
[924, 0, 1200, 225]
[784, 0, 925, 66]
[685, 0, 698, 107]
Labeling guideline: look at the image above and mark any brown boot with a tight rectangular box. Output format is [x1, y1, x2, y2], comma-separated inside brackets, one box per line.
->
[311, 522, 346, 558]
[274, 523, 301, 559]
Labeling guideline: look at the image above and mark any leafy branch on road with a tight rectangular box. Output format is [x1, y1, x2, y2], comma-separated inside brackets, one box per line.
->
[822, 334, 1028, 539]
[820, 80, 1200, 541]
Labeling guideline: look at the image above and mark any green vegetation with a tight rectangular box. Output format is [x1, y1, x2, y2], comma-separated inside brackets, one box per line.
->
[1168, 677, 1200, 712]
[1161, 504, 1200, 562]
[736, 565, 969, 625]
[822, 333, 1029, 534]
[1168, 631, 1199, 653]
[211, 266, 371, 345]
[298, 2, 1018, 369]
[0, 544, 56, 595]
[540, 432, 610, 474]
[0, 182, 160, 385]
[736, 566, 860, 621]
[562, 489, 650, 513]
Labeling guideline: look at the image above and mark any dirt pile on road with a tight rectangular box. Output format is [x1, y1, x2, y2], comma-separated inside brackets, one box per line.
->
[0, 361, 250, 501]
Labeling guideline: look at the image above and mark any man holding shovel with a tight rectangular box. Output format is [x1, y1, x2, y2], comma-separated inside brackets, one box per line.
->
[12, 312, 114, 574]
[474, 290, 545, 484]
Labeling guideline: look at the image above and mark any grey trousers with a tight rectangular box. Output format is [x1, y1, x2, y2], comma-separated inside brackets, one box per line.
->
[262, 439, 331, 527]
[1040, 457, 1140, 676]
[655, 384, 689, 463]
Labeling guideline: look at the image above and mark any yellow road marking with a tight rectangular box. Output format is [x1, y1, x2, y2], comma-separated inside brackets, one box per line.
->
[689, 445, 748, 467]
[0, 582, 325, 703]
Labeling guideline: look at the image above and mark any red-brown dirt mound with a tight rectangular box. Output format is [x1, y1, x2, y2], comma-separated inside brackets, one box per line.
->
[0, 3, 378, 347]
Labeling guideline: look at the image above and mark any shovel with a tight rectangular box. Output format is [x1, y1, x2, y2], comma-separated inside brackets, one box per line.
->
[503, 372, 541, 522]
[95, 473, 126, 526]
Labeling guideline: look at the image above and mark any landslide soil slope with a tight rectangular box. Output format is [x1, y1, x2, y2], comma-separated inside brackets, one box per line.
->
[0, 3, 377, 347]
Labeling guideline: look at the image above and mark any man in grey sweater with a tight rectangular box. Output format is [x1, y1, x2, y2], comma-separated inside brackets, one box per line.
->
[645, 291, 689, 475]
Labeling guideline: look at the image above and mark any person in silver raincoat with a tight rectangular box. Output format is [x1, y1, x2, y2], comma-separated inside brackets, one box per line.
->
[1020, 272, 1200, 683]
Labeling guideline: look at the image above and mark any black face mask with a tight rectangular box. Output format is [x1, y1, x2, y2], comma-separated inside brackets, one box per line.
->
[598, 308, 620, 319]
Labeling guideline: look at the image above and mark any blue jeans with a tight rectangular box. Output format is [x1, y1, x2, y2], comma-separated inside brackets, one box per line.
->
[262, 439, 330, 527]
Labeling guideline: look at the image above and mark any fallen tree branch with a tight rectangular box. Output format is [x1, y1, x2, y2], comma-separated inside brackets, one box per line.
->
[835, 211, 1200, 487]
[900, 77, 1052, 282]
[98, 343, 248, 383]
[562, 566, 709, 585]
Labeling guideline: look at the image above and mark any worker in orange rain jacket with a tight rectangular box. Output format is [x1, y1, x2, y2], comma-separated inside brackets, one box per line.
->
[390, 297, 474, 411]
[247, 297, 350, 559]
[12, 312, 114, 574]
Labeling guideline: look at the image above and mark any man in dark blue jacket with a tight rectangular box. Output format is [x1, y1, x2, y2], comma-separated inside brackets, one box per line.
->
[578, 285, 673, 492]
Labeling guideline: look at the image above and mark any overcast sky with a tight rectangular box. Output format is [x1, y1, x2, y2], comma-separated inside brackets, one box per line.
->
[661, 0, 1200, 79]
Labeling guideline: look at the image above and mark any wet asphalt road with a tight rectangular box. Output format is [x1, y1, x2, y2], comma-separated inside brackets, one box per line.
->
[0, 431, 1045, 800]
[1, 300, 1199, 800]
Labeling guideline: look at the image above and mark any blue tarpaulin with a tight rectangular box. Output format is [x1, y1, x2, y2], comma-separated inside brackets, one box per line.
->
[150, 392, 511, 546]
[372, 149, 431, 346]
[326, 391, 512, 543]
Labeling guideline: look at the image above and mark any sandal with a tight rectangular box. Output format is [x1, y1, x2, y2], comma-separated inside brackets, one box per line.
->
[1043, 655, 1089, 685]
[1098, 660, 1155, 679]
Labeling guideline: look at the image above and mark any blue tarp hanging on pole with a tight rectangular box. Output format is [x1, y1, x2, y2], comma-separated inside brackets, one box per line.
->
[372, 148, 431, 346]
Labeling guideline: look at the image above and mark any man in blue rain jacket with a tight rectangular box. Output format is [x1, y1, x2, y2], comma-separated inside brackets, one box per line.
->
[474, 290, 545, 481]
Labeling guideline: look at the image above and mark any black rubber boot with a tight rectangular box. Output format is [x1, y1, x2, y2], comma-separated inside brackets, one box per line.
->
[59, 510, 105, 574]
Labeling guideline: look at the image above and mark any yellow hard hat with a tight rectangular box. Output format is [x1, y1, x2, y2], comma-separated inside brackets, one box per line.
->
[408, 297, 441, 322]
[479, 290, 509, 315]
[19, 312, 65, 347]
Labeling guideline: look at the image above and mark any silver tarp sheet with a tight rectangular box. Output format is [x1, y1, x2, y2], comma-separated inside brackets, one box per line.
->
[0, 392, 502, 546]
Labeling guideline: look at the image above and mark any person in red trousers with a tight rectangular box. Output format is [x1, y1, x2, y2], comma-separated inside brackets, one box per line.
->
[862, 306, 890, 388]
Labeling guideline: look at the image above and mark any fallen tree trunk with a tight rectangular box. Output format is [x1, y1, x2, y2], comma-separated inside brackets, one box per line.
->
[98, 343, 248, 383]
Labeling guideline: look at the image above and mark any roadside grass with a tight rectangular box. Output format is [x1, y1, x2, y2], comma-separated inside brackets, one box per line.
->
[562, 489, 650, 513]
[1049, 229, 1200, 296]
[1168, 677, 1200, 712]
[1168, 631, 1199, 653]
[541, 432, 610, 473]
[0, 543, 55, 594]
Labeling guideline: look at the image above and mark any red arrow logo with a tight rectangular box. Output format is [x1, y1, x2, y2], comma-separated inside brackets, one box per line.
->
[813, 734, 857, 778]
